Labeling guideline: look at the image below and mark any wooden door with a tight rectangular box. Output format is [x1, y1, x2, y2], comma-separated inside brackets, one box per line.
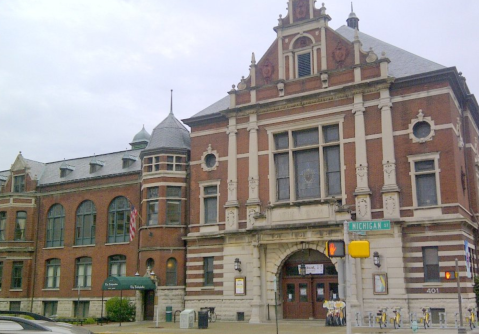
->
[144, 290, 155, 320]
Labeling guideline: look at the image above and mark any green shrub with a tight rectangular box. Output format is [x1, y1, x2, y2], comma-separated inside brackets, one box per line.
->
[84, 318, 95, 325]
[105, 297, 135, 322]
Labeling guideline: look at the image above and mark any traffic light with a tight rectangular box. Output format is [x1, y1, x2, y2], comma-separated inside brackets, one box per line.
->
[445, 271, 456, 280]
[326, 240, 345, 258]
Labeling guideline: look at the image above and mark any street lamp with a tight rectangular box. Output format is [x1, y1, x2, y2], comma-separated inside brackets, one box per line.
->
[234, 258, 242, 272]
[373, 251, 381, 268]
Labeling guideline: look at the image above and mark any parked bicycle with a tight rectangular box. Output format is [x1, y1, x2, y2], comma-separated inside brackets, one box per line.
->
[392, 307, 401, 329]
[200, 307, 217, 322]
[421, 307, 431, 329]
[467, 307, 476, 330]
[377, 307, 388, 328]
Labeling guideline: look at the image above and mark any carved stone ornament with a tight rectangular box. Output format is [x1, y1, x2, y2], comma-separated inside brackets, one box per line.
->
[261, 59, 275, 84]
[320, 72, 329, 88]
[226, 209, 236, 227]
[384, 195, 396, 216]
[277, 82, 285, 97]
[356, 198, 369, 219]
[201, 144, 219, 172]
[356, 165, 368, 182]
[249, 177, 258, 191]
[237, 76, 247, 90]
[332, 41, 350, 69]
[383, 163, 395, 180]
[366, 48, 378, 63]
[247, 207, 258, 227]
[228, 180, 237, 197]
[457, 117, 465, 149]
[293, 0, 309, 21]
[409, 109, 435, 144]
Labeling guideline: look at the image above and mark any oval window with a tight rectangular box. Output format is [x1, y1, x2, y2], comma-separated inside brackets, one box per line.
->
[205, 154, 217, 168]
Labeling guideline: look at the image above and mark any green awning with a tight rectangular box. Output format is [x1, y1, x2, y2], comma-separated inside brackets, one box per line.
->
[102, 276, 156, 291]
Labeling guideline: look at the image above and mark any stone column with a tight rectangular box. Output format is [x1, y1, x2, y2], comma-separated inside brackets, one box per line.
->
[225, 116, 239, 230]
[249, 242, 262, 323]
[353, 93, 372, 220]
[379, 88, 400, 218]
[247, 112, 261, 229]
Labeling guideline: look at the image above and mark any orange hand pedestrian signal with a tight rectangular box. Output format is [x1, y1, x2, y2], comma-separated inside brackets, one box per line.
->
[445, 271, 456, 280]
[326, 240, 345, 258]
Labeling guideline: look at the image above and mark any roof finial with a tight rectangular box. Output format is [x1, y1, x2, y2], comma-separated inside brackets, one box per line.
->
[351, 2, 353, 12]
[170, 89, 173, 114]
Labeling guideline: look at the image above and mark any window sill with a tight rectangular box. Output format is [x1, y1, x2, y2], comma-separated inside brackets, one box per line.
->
[43, 288, 60, 291]
[201, 286, 215, 290]
[269, 198, 339, 208]
[9, 289, 22, 292]
[72, 287, 91, 291]
[105, 242, 129, 246]
[43, 246, 64, 250]
[72, 244, 95, 248]
[422, 282, 442, 287]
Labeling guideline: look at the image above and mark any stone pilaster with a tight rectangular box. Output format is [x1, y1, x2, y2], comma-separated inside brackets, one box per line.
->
[225, 116, 239, 231]
[249, 242, 262, 323]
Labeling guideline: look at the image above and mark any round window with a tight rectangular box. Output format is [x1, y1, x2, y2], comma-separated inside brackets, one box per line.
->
[205, 153, 217, 168]
[413, 121, 431, 139]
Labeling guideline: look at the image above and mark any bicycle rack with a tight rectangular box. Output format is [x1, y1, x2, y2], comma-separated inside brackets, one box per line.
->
[439, 312, 447, 328]
[455, 313, 459, 328]
[410, 312, 417, 325]
[367, 312, 374, 327]
[355, 312, 362, 326]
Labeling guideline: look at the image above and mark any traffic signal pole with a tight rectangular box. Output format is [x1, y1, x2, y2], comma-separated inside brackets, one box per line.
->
[343, 221, 352, 334]
[456, 258, 466, 334]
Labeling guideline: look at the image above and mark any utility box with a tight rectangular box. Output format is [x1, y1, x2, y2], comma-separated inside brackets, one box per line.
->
[198, 310, 209, 329]
[166, 306, 172, 322]
[180, 309, 195, 329]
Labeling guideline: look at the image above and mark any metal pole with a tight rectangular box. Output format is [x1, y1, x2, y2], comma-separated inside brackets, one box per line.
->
[344, 221, 352, 334]
[456, 258, 466, 334]
[156, 289, 160, 328]
[274, 276, 279, 334]
[77, 284, 80, 319]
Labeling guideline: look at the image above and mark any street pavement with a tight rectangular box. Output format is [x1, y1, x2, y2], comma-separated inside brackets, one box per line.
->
[83, 320, 479, 334]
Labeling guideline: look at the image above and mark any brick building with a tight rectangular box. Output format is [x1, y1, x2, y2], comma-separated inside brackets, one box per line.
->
[0, 0, 478, 324]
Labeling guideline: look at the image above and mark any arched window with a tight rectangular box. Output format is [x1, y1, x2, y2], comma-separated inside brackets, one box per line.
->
[75, 257, 92, 287]
[46, 204, 64, 247]
[75, 201, 96, 245]
[146, 258, 155, 271]
[108, 197, 130, 243]
[109, 255, 126, 277]
[166, 258, 177, 286]
[45, 259, 61, 289]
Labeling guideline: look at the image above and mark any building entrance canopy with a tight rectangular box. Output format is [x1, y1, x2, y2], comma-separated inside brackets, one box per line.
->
[102, 276, 156, 291]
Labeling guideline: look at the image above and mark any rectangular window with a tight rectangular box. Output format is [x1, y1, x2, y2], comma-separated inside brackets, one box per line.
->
[423, 247, 440, 282]
[204, 257, 214, 286]
[43, 301, 58, 317]
[286, 284, 295, 302]
[9, 301, 21, 311]
[272, 125, 341, 202]
[14, 211, 26, 241]
[45, 259, 61, 289]
[76, 258, 92, 288]
[415, 160, 438, 206]
[147, 202, 159, 226]
[13, 175, 25, 193]
[166, 186, 181, 225]
[204, 186, 218, 224]
[299, 283, 309, 302]
[74, 301, 90, 318]
[11, 262, 23, 289]
[297, 52, 311, 77]
[0, 212, 5, 241]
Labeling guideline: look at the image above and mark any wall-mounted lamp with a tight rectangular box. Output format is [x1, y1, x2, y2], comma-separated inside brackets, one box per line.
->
[150, 270, 159, 285]
[134, 271, 140, 276]
[299, 262, 306, 276]
[373, 251, 381, 268]
[234, 258, 242, 272]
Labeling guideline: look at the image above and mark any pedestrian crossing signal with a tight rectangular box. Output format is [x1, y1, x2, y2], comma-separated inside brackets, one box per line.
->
[445, 271, 456, 280]
[326, 240, 345, 258]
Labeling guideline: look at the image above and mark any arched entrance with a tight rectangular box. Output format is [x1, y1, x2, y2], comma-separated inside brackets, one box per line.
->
[281, 248, 338, 319]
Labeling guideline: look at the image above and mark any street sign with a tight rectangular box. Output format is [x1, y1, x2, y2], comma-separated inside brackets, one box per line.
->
[348, 220, 390, 232]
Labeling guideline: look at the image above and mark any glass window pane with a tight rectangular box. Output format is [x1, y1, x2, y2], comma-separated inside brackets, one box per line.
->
[205, 198, 217, 224]
[275, 153, 290, 201]
[316, 283, 325, 302]
[298, 53, 311, 77]
[295, 150, 320, 199]
[323, 125, 339, 143]
[166, 186, 181, 197]
[299, 283, 308, 302]
[167, 201, 181, 225]
[416, 174, 437, 206]
[274, 133, 289, 150]
[324, 146, 341, 196]
[415, 160, 434, 172]
[204, 186, 217, 195]
[293, 128, 319, 147]
[287, 284, 295, 302]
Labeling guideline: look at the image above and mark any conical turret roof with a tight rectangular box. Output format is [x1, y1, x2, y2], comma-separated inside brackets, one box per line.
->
[145, 113, 190, 151]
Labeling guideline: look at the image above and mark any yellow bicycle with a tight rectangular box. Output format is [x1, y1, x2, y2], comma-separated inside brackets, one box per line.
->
[377, 307, 388, 328]
[421, 307, 431, 329]
[467, 307, 476, 330]
[392, 307, 401, 329]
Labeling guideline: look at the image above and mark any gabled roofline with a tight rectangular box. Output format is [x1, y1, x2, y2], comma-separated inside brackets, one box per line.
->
[182, 112, 228, 128]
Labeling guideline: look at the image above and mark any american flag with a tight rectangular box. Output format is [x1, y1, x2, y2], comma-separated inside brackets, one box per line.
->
[129, 204, 138, 242]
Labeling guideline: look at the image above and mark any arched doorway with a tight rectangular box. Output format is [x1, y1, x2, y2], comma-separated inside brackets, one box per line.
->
[281, 248, 338, 319]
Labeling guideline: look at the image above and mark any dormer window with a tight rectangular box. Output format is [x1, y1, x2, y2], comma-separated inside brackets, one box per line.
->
[89, 158, 104, 174]
[122, 153, 137, 169]
[13, 175, 25, 193]
[59, 163, 75, 178]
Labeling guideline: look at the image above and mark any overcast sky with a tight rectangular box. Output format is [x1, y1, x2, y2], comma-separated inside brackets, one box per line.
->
[1, 0, 478, 171]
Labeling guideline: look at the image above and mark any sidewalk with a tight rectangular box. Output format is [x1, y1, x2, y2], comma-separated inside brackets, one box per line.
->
[84, 320, 479, 334]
